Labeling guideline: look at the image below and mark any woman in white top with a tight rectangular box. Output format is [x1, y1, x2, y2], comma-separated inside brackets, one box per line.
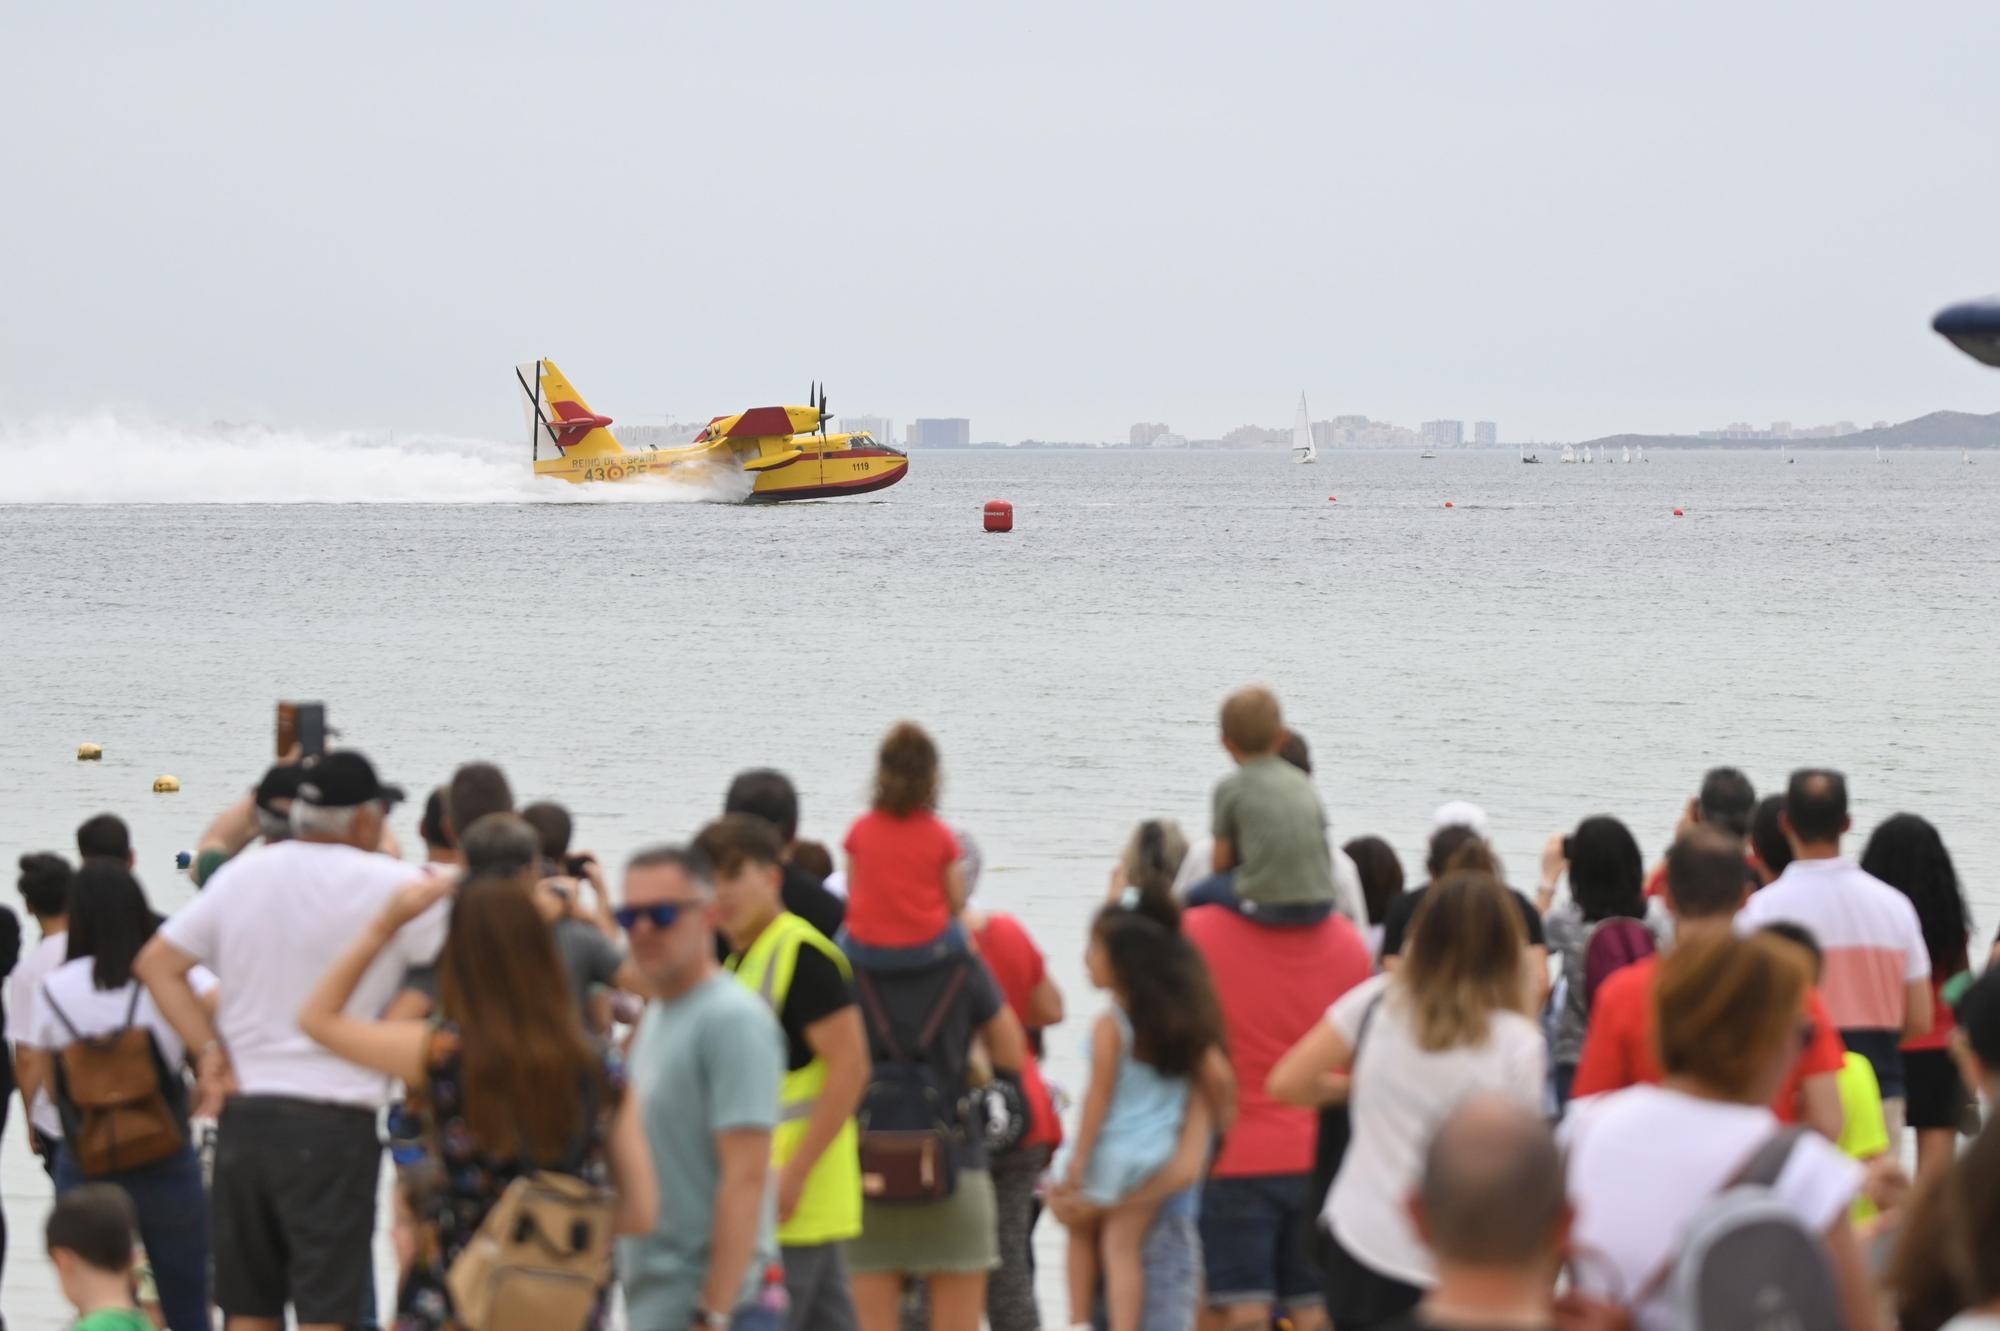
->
[1268, 870, 1545, 1331]
[1561, 930, 1879, 1331]
[18, 862, 219, 1331]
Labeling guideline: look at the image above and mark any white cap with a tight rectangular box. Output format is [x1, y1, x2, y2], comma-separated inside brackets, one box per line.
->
[1432, 801, 1490, 838]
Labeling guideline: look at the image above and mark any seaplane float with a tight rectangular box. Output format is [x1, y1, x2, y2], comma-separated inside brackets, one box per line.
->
[515, 359, 909, 501]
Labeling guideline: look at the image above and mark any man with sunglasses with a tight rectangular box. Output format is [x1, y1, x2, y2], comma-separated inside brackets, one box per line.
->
[616, 845, 790, 1331]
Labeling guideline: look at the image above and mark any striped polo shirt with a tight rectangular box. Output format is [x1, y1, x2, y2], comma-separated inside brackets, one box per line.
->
[1739, 856, 1929, 1096]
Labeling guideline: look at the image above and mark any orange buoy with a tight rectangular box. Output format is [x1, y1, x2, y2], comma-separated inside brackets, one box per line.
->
[984, 500, 1014, 533]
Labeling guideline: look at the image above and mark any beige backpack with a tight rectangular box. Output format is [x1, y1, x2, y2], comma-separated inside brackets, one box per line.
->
[444, 1170, 615, 1331]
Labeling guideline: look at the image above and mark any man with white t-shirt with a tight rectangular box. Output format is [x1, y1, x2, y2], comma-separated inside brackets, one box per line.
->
[136, 750, 447, 1331]
[9, 850, 73, 1174]
[1738, 769, 1931, 1139]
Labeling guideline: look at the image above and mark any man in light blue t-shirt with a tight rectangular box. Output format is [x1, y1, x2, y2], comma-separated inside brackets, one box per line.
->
[617, 844, 787, 1331]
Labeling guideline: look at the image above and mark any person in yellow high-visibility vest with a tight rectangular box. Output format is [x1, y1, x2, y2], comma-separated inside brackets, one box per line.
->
[700, 814, 870, 1331]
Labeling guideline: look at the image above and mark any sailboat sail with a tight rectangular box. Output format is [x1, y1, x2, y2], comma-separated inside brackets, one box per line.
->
[1293, 394, 1316, 464]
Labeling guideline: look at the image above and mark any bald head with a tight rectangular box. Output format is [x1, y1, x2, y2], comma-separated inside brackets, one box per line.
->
[1416, 1096, 1567, 1267]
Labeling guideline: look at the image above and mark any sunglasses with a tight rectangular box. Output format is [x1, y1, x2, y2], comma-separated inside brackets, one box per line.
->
[615, 901, 694, 932]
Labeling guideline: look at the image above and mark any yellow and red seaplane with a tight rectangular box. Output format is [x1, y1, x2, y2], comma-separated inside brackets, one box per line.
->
[515, 358, 909, 501]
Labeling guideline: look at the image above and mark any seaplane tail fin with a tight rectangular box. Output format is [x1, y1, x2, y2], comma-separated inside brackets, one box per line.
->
[515, 358, 625, 460]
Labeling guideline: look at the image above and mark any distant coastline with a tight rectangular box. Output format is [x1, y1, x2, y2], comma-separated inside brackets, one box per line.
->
[903, 408, 2000, 452]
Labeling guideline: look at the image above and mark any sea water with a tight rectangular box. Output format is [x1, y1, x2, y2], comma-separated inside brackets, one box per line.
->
[2, 442, 1996, 1327]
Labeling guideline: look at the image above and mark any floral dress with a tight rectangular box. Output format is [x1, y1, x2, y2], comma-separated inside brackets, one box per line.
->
[394, 1024, 624, 1331]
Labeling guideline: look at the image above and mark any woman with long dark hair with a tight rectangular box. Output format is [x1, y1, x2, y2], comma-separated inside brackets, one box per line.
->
[300, 860, 656, 1330]
[1862, 812, 1974, 1187]
[16, 862, 213, 1331]
[1538, 816, 1664, 1109]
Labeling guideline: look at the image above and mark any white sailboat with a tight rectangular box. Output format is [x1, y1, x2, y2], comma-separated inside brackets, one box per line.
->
[1637, 444, 1647, 463]
[1292, 393, 1317, 465]
[1622, 445, 1632, 464]
[1876, 444, 1884, 463]
[1561, 444, 1577, 464]
[1582, 444, 1594, 464]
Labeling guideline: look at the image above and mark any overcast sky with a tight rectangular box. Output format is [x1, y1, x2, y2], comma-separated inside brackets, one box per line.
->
[5, 2, 1997, 443]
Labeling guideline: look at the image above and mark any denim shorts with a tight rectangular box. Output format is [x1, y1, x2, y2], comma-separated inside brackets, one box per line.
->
[1093, 1186, 1202, 1331]
[1197, 1172, 1324, 1310]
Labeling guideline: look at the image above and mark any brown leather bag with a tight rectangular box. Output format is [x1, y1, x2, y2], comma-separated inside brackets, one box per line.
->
[45, 986, 187, 1176]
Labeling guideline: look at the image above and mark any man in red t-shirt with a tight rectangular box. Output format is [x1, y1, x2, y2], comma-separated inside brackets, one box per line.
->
[1575, 827, 1844, 1136]
[1185, 904, 1372, 1331]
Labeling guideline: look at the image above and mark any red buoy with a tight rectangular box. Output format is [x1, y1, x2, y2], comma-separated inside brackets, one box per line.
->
[1444, 501, 1454, 509]
[984, 500, 1014, 533]
[1673, 508, 1684, 517]
[1327, 496, 1336, 502]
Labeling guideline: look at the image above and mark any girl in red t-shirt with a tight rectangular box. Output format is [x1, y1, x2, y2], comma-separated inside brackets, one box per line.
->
[841, 721, 970, 969]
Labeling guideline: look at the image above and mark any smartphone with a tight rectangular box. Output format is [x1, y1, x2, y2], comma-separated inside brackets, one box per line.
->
[277, 701, 328, 759]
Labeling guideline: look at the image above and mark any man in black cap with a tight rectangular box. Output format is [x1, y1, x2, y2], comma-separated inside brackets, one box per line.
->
[138, 749, 448, 1331]
[187, 757, 400, 887]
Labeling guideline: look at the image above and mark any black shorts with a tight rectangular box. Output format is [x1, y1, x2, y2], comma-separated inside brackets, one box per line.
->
[211, 1095, 381, 1323]
[1903, 1048, 1968, 1131]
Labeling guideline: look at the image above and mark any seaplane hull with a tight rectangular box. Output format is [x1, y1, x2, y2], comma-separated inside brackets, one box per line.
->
[518, 360, 910, 502]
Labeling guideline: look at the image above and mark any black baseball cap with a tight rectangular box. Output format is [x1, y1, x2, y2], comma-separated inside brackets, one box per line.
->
[296, 750, 405, 810]
[254, 764, 306, 815]
[1956, 968, 2000, 1070]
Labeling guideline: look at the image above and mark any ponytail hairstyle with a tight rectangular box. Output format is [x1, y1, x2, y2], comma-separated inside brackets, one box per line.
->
[1092, 902, 1223, 1077]
[1117, 819, 1187, 930]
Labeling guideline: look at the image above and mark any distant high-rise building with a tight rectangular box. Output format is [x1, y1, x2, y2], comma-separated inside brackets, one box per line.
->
[1770, 421, 1794, 439]
[907, 418, 971, 448]
[1128, 421, 1172, 448]
[1420, 419, 1465, 448]
[1473, 420, 1497, 446]
[1310, 421, 1336, 449]
[841, 414, 895, 443]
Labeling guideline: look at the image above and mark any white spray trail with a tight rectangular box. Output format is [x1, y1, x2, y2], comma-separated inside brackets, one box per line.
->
[0, 413, 753, 505]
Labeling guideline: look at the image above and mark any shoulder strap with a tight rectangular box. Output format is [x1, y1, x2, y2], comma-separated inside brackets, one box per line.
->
[1354, 993, 1384, 1058]
[1732, 1125, 1808, 1189]
[855, 961, 971, 1067]
[41, 987, 83, 1044]
[853, 968, 908, 1064]
[914, 962, 972, 1054]
[121, 983, 143, 1029]
[1635, 1125, 1808, 1305]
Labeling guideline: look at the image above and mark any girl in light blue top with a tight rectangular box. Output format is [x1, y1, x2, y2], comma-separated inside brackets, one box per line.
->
[1059, 891, 1229, 1331]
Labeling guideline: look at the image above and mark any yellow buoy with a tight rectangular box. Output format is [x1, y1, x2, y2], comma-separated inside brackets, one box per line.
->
[153, 775, 181, 794]
[77, 743, 103, 761]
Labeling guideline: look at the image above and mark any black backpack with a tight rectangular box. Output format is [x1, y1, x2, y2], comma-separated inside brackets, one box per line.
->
[854, 963, 969, 1203]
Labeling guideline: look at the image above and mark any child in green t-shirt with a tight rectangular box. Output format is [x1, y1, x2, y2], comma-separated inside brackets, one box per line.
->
[1208, 685, 1336, 914]
[1835, 1049, 1891, 1224]
[45, 1184, 152, 1331]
